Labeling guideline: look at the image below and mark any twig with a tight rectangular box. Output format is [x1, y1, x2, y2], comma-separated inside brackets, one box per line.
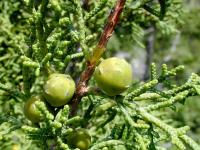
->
[69, 0, 126, 116]
[143, 26, 155, 81]
[83, 0, 90, 10]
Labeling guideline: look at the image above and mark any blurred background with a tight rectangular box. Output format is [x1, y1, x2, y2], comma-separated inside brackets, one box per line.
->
[107, 0, 200, 145]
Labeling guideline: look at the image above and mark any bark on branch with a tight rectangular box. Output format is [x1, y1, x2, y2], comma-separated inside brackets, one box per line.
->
[69, 0, 126, 116]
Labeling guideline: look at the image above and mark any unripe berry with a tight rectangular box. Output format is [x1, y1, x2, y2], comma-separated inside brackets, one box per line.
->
[94, 57, 132, 96]
[24, 96, 43, 123]
[67, 129, 91, 150]
[43, 73, 75, 107]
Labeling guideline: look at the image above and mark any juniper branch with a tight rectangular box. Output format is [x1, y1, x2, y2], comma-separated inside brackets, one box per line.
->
[69, 0, 126, 116]
[137, 108, 200, 149]
[89, 140, 124, 150]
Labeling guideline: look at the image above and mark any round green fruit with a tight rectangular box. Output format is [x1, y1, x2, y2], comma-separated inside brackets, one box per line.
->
[24, 96, 43, 123]
[67, 129, 91, 150]
[43, 73, 75, 107]
[94, 57, 132, 96]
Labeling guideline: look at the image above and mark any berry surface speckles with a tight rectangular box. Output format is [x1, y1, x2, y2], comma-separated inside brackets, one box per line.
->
[43, 73, 75, 107]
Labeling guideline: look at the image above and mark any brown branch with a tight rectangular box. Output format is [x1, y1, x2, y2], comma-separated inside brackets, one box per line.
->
[83, 0, 90, 11]
[69, 0, 126, 116]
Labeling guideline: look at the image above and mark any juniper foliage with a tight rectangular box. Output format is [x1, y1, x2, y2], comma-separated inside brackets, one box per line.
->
[0, 0, 200, 150]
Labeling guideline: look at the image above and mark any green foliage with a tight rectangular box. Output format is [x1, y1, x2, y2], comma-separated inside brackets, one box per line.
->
[0, 0, 200, 150]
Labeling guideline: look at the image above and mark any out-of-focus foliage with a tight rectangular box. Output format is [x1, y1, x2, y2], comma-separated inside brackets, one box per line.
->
[153, 0, 200, 142]
[154, 0, 200, 74]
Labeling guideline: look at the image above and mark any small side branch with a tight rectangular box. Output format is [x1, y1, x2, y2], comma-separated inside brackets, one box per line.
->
[137, 108, 200, 149]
